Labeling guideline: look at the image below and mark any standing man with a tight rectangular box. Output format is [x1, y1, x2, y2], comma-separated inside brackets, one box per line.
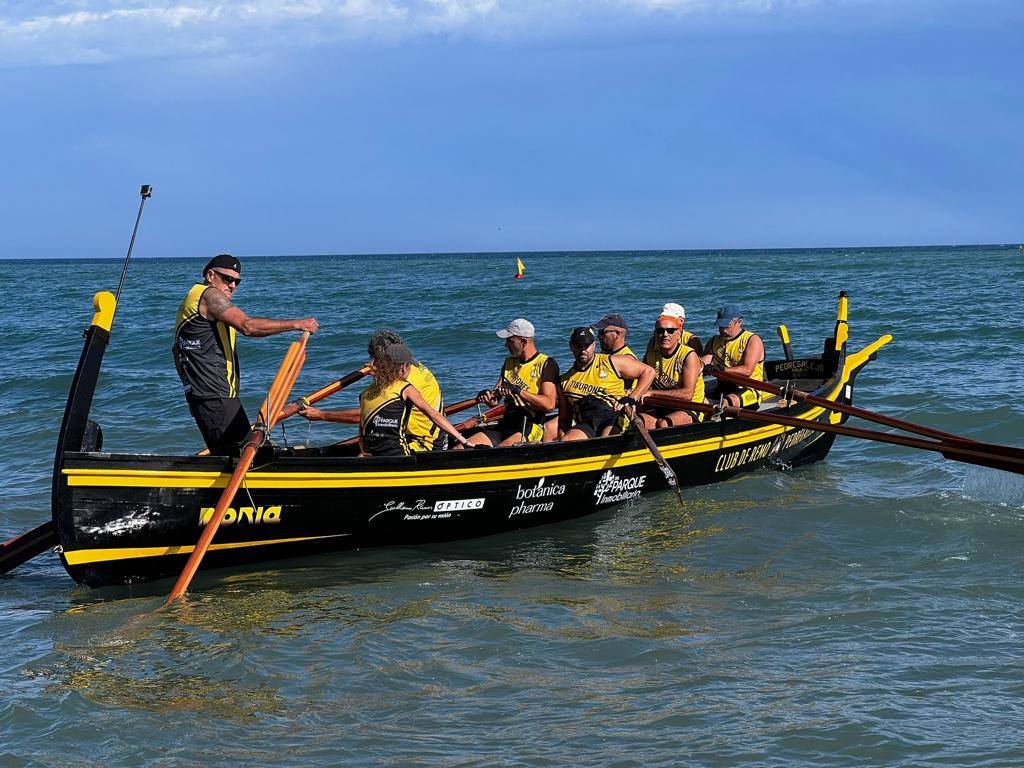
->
[701, 304, 765, 409]
[464, 318, 560, 447]
[173, 254, 319, 455]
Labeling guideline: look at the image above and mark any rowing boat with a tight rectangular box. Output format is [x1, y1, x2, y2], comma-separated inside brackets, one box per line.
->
[51, 290, 884, 588]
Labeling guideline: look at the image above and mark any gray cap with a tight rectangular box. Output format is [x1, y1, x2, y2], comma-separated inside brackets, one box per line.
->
[496, 318, 535, 339]
[382, 343, 414, 366]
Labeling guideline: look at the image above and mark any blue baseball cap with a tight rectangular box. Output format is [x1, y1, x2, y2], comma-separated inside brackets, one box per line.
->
[714, 304, 744, 327]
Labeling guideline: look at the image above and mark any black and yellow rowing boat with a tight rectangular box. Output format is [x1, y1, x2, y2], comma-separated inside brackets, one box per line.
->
[42, 290, 888, 588]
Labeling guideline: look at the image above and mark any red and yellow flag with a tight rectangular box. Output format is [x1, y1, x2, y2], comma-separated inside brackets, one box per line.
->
[515, 257, 526, 280]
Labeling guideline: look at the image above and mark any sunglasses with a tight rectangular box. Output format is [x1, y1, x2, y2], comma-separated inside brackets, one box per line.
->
[214, 271, 241, 286]
[597, 329, 621, 336]
[654, 326, 679, 335]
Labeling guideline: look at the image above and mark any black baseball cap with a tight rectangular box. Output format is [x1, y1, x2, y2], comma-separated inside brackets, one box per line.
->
[569, 327, 596, 347]
[204, 254, 241, 275]
[593, 313, 628, 330]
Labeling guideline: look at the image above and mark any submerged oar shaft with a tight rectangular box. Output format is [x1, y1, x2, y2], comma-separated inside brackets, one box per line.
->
[644, 393, 1024, 475]
[168, 333, 310, 603]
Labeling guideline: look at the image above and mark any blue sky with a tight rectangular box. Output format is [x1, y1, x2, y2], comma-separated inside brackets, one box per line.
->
[1, 0, 1021, 258]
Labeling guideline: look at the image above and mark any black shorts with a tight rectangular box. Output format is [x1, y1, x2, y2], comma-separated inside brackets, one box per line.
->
[571, 397, 619, 438]
[714, 382, 762, 409]
[473, 412, 544, 445]
[187, 395, 251, 456]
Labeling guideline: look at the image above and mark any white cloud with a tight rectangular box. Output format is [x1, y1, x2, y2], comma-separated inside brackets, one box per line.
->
[0, 0, 860, 68]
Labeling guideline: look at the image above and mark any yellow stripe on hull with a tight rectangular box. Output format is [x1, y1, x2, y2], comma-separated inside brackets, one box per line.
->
[61, 357, 879, 493]
[63, 533, 351, 566]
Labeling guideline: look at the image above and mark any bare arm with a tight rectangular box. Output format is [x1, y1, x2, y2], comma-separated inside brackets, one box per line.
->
[298, 406, 360, 424]
[512, 359, 559, 413]
[611, 356, 656, 402]
[202, 287, 319, 338]
[404, 386, 471, 447]
[729, 334, 764, 377]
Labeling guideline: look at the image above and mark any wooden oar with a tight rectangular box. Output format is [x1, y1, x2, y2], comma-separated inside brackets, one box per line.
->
[644, 393, 1024, 476]
[453, 403, 505, 432]
[167, 332, 310, 603]
[629, 407, 684, 506]
[278, 366, 370, 421]
[0, 521, 58, 576]
[711, 369, 1024, 461]
[196, 366, 370, 456]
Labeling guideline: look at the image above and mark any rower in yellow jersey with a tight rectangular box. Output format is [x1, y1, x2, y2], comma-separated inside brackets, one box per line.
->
[299, 330, 448, 451]
[558, 327, 655, 441]
[356, 343, 469, 457]
[642, 302, 702, 361]
[464, 318, 560, 447]
[700, 303, 766, 409]
[639, 309, 707, 428]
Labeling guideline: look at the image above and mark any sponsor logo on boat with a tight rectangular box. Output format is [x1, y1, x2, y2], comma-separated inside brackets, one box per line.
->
[434, 498, 484, 512]
[593, 470, 646, 505]
[198, 505, 282, 526]
[510, 477, 566, 517]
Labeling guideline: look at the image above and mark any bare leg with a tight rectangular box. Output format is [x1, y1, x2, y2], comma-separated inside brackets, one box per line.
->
[497, 432, 526, 447]
[658, 410, 694, 427]
[461, 431, 495, 448]
[560, 428, 590, 442]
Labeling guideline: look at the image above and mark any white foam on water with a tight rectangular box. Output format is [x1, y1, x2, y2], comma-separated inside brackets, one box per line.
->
[960, 467, 1024, 509]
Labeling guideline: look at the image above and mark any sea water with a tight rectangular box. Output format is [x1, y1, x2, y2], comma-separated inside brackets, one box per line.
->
[2, 246, 1023, 766]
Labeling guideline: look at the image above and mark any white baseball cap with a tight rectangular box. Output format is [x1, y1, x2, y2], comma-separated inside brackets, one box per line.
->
[660, 302, 686, 320]
[496, 318, 535, 338]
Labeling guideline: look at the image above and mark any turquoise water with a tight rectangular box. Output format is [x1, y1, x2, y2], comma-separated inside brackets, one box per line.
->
[2, 246, 1024, 766]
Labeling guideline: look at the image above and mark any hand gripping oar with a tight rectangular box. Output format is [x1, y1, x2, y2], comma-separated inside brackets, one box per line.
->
[629, 407, 685, 506]
[167, 332, 310, 603]
[196, 366, 370, 455]
[277, 366, 370, 421]
[643, 393, 1024, 476]
[710, 370, 1024, 462]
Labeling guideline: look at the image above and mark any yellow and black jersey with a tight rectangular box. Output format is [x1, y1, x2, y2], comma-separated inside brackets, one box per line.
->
[500, 352, 556, 419]
[708, 330, 765, 382]
[560, 354, 627, 415]
[405, 363, 443, 453]
[359, 380, 412, 457]
[644, 343, 706, 403]
[610, 345, 638, 388]
[173, 283, 239, 398]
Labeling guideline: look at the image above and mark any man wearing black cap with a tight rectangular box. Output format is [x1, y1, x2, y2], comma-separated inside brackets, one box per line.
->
[173, 254, 320, 454]
[558, 327, 655, 441]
